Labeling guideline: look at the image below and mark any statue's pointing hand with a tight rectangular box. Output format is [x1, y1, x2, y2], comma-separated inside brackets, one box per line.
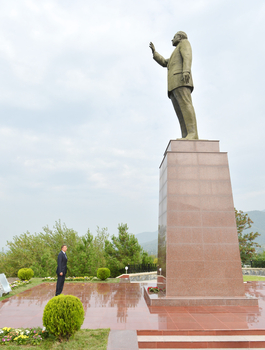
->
[149, 42, 155, 54]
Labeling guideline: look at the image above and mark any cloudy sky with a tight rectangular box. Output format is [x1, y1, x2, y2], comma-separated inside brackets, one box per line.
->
[0, 0, 264, 250]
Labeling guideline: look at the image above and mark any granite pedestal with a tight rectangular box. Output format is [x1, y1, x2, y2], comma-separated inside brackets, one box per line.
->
[145, 140, 258, 306]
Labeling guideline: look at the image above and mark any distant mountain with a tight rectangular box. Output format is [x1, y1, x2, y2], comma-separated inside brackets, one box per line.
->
[135, 230, 158, 255]
[244, 210, 265, 245]
[135, 231, 158, 245]
[136, 210, 265, 256]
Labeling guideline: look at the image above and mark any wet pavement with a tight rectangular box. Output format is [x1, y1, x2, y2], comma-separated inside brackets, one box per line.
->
[1, 281, 265, 330]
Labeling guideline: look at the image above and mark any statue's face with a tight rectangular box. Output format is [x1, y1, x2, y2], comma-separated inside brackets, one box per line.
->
[172, 33, 182, 46]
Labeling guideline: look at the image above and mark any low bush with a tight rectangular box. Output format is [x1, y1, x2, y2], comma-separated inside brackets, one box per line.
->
[43, 295, 84, 340]
[17, 268, 34, 281]
[97, 268, 110, 280]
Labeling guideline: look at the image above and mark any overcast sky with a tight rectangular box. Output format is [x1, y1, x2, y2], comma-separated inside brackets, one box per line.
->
[0, 0, 264, 250]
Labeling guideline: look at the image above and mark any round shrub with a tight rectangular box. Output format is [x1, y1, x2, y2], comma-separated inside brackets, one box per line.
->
[18, 268, 34, 281]
[97, 268, 110, 280]
[43, 295, 84, 340]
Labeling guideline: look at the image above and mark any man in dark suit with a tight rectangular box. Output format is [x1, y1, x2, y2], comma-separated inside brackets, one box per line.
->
[149, 31, 198, 140]
[55, 244, 67, 296]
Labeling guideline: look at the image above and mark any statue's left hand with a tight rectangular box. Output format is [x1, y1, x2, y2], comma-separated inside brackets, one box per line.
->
[182, 72, 190, 84]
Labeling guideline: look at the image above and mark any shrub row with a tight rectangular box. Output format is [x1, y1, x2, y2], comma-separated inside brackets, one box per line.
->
[251, 259, 265, 268]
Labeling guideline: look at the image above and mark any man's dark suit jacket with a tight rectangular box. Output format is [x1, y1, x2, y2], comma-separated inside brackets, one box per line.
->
[56, 251, 67, 275]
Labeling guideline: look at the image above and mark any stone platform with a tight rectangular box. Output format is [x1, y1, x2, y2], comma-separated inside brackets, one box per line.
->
[144, 286, 258, 306]
[0, 281, 263, 330]
[157, 140, 257, 306]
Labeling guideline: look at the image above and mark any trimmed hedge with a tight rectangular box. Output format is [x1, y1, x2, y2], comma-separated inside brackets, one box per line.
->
[252, 259, 265, 268]
[43, 295, 84, 340]
[97, 268, 110, 280]
[17, 268, 34, 281]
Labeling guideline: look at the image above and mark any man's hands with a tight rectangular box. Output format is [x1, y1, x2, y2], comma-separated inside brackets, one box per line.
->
[60, 272, 63, 276]
[182, 72, 190, 84]
[149, 42, 155, 54]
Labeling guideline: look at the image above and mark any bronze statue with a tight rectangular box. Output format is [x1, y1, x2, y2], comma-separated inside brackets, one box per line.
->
[150, 31, 198, 140]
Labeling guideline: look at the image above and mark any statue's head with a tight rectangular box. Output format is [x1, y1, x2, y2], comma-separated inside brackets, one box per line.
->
[177, 31, 188, 39]
[172, 31, 188, 46]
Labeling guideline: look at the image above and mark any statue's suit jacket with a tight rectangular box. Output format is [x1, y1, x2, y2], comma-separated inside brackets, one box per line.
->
[56, 251, 67, 275]
[153, 39, 194, 97]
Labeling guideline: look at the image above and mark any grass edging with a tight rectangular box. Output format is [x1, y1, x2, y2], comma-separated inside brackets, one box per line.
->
[243, 275, 265, 281]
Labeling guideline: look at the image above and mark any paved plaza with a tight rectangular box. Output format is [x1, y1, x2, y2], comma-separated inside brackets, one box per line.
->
[1, 281, 265, 331]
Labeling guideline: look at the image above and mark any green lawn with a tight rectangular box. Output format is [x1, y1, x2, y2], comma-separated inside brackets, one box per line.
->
[1, 329, 109, 350]
[243, 275, 265, 281]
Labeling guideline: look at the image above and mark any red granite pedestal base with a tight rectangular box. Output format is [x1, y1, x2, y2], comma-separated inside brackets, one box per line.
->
[144, 286, 258, 306]
[156, 140, 258, 306]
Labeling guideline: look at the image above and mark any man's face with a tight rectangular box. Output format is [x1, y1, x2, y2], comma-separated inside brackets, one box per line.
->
[62, 246, 67, 252]
[172, 33, 182, 46]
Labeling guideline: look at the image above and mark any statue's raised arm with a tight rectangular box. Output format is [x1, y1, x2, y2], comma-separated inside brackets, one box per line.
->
[149, 42, 155, 54]
[150, 31, 198, 140]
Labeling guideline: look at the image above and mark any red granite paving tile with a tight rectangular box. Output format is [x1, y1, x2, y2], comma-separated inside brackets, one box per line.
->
[149, 306, 167, 311]
[164, 306, 189, 313]
[173, 322, 203, 330]
[158, 323, 178, 330]
[248, 322, 265, 329]
[214, 314, 248, 323]
[148, 317, 173, 324]
[198, 321, 230, 330]
[99, 321, 126, 330]
[125, 322, 152, 330]
[183, 306, 206, 313]
[21, 318, 43, 328]
[169, 314, 197, 323]
[189, 313, 220, 322]
[222, 306, 250, 313]
[201, 306, 227, 313]
[1, 281, 265, 332]
[240, 307, 261, 313]
[222, 322, 250, 329]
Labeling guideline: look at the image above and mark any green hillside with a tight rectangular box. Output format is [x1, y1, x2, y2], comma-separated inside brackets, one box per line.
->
[141, 238, 158, 255]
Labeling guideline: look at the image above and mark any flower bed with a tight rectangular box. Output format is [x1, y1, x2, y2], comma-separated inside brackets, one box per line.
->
[9, 280, 31, 290]
[0, 327, 48, 346]
[147, 286, 165, 293]
[42, 276, 99, 282]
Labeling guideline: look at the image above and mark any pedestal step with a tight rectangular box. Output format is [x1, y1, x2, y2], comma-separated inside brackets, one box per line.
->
[137, 334, 265, 349]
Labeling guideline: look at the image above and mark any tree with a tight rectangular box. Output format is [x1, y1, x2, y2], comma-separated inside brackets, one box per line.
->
[1, 220, 153, 278]
[235, 208, 260, 264]
[141, 251, 154, 264]
[70, 227, 109, 276]
[105, 223, 143, 276]
[2, 220, 81, 277]
[69, 230, 94, 276]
